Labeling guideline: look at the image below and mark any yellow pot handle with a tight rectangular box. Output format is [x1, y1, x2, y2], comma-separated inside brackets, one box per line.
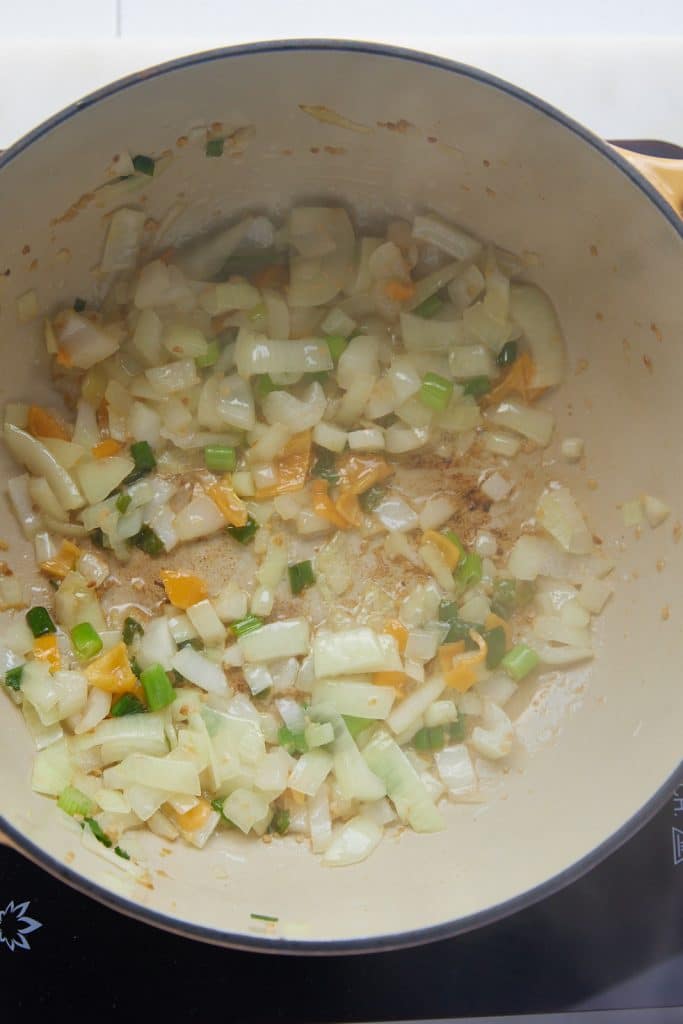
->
[612, 145, 683, 217]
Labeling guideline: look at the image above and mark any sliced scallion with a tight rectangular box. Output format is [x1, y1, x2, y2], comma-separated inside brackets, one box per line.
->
[204, 445, 237, 472]
[58, 786, 96, 817]
[26, 606, 56, 638]
[132, 154, 155, 176]
[227, 515, 259, 545]
[84, 817, 112, 848]
[196, 340, 220, 368]
[205, 138, 225, 157]
[231, 614, 264, 639]
[125, 440, 156, 484]
[497, 340, 518, 367]
[140, 663, 175, 711]
[122, 616, 144, 645]
[501, 643, 540, 681]
[129, 525, 164, 556]
[462, 376, 491, 398]
[115, 492, 132, 514]
[288, 560, 315, 595]
[413, 294, 443, 318]
[4, 665, 23, 691]
[325, 334, 348, 361]
[456, 551, 483, 590]
[70, 622, 103, 660]
[419, 372, 454, 412]
[111, 693, 146, 717]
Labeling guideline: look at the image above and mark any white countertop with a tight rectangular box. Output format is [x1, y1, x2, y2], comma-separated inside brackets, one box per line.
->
[0, 35, 682, 149]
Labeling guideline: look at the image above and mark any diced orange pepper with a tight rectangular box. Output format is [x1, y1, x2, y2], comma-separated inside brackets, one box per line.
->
[175, 798, 212, 832]
[384, 279, 415, 303]
[92, 438, 122, 459]
[438, 641, 466, 673]
[84, 641, 139, 694]
[96, 398, 109, 433]
[207, 476, 249, 527]
[39, 540, 81, 580]
[311, 479, 351, 529]
[160, 570, 209, 610]
[482, 351, 546, 407]
[336, 453, 394, 496]
[252, 263, 289, 289]
[33, 634, 60, 672]
[442, 632, 487, 692]
[382, 619, 408, 654]
[254, 431, 312, 499]
[422, 530, 462, 570]
[485, 612, 512, 648]
[27, 405, 70, 441]
[55, 348, 73, 369]
[334, 488, 362, 528]
[373, 670, 406, 688]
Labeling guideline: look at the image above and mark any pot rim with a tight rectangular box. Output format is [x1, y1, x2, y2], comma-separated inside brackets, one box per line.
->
[0, 37, 681, 955]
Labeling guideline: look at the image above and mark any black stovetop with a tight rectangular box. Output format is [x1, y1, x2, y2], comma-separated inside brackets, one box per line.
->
[1, 781, 682, 1022]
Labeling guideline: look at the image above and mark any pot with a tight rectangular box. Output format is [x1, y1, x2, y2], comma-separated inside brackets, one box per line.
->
[0, 40, 681, 953]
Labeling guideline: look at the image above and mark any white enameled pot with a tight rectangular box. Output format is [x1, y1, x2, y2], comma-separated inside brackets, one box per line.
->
[0, 41, 681, 953]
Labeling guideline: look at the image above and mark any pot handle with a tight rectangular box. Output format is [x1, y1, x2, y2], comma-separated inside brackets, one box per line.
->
[612, 145, 683, 217]
[0, 827, 15, 849]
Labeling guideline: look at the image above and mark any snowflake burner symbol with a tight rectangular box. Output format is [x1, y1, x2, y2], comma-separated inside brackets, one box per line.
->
[0, 900, 42, 952]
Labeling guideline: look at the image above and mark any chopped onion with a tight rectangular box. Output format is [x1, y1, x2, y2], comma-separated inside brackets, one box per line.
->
[101, 208, 145, 272]
[53, 310, 121, 369]
[8, 474, 43, 537]
[435, 744, 477, 798]
[470, 701, 514, 760]
[76, 457, 135, 505]
[412, 214, 482, 262]
[578, 577, 613, 614]
[643, 494, 670, 528]
[172, 647, 228, 695]
[537, 486, 593, 555]
[509, 283, 565, 389]
[4, 425, 84, 510]
[480, 471, 513, 503]
[387, 674, 446, 736]
[262, 381, 326, 431]
[240, 619, 310, 662]
[322, 815, 382, 866]
[235, 330, 332, 378]
[145, 358, 198, 396]
[487, 399, 554, 447]
[174, 492, 225, 542]
[314, 627, 400, 678]
[313, 680, 396, 720]
[313, 421, 348, 453]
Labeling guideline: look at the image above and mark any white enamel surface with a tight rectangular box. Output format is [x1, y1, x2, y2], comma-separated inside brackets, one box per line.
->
[0, 46, 681, 947]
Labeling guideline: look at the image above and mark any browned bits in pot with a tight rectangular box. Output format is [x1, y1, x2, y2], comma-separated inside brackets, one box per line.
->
[661, 605, 670, 622]
[650, 321, 663, 342]
[642, 354, 653, 372]
[656, 559, 665, 572]
[589, 244, 599, 256]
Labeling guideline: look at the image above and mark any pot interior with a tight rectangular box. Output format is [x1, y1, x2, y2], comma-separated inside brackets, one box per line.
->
[0, 44, 681, 949]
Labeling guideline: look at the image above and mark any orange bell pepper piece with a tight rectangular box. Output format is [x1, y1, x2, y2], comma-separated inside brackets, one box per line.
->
[84, 641, 139, 695]
[334, 488, 363, 528]
[438, 641, 466, 673]
[92, 438, 122, 459]
[373, 670, 406, 689]
[311, 479, 351, 529]
[336, 453, 394, 496]
[422, 531, 463, 570]
[27, 405, 70, 441]
[252, 263, 289, 289]
[482, 351, 546, 407]
[254, 431, 312, 499]
[160, 570, 209, 610]
[33, 634, 61, 672]
[39, 540, 81, 580]
[441, 632, 487, 692]
[207, 475, 249, 527]
[174, 798, 212, 832]
[382, 619, 408, 655]
[384, 279, 415, 303]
